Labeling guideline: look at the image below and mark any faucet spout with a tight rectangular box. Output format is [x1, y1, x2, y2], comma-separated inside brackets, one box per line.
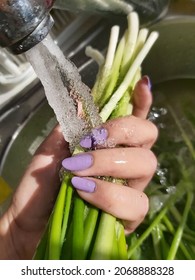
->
[0, 0, 55, 54]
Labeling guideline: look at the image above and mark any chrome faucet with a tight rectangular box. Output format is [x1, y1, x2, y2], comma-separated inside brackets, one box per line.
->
[0, 0, 172, 55]
[0, 0, 55, 54]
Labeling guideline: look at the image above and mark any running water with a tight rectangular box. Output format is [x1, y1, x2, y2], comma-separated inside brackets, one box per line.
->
[26, 35, 102, 151]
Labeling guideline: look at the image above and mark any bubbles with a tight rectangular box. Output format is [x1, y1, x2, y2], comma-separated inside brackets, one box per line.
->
[156, 164, 168, 186]
[121, 124, 136, 140]
[166, 185, 176, 195]
[148, 106, 167, 122]
[18, 45, 24, 51]
[149, 193, 169, 215]
[157, 122, 166, 129]
[107, 138, 116, 148]
[26, 34, 102, 151]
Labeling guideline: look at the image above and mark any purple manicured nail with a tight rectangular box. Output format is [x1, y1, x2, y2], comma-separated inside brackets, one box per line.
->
[142, 75, 152, 90]
[79, 135, 92, 149]
[71, 177, 96, 193]
[92, 127, 108, 146]
[80, 127, 108, 148]
[62, 153, 93, 171]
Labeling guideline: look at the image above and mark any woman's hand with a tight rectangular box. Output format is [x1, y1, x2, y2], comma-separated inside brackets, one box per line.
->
[0, 76, 158, 259]
[62, 76, 158, 234]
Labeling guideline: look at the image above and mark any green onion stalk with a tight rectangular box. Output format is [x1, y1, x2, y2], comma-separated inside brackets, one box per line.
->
[33, 11, 162, 260]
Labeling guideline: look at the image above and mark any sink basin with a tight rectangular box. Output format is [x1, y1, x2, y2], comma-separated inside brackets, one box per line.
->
[143, 16, 195, 81]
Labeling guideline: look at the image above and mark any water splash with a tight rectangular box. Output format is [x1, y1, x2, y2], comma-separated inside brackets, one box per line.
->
[26, 35, 102, 151]
[148, 106, 167, 122]
[156, 163, 168, 186]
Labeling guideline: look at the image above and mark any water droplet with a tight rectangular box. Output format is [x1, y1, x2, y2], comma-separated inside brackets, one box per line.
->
[156, 165, 168, 186]
[158, 123, 166, 129]
[25, 34, 101, 150]
[166, 186, 176, 194]
[18, 45, 23, 50]
[148, 106, 167, 122]
[107, 138, 116, 148]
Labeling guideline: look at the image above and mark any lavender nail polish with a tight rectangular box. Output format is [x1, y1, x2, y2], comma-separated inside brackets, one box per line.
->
[92, 127, 108, 146]
[80, 127, 108, 148]
[71, 177, 96, 193]
[142, 75, 152, 90]
[62, 153, 93, 171]
[79, 135, 92, 149]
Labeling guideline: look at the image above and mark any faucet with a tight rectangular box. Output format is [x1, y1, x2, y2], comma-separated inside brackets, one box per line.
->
[0, 0, 55, 54]
[0, 0, 174, 55]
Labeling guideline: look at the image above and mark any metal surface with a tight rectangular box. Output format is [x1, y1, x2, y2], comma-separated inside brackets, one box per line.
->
[142, 16, 195, 81]
[0, 0, 55, 53]
[54, 0, 170, 25]
[8, 14, 54, 54]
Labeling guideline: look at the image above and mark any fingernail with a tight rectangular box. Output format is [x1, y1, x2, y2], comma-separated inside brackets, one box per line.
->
[79, 135, 92, 148]
[71, 176, 96, 193]
[92, 127, 108, 146]
[142, 75, 152, 90]
[62, 153, 93, 171]
[80, 127, 108, 148]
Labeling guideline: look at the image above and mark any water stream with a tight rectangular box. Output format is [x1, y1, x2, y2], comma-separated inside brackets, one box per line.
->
[25, 35, 102, 150]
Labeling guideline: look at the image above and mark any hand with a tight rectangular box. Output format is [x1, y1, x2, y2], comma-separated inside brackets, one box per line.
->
[0, 76, 158, 259]
[62, 76, 158, 234]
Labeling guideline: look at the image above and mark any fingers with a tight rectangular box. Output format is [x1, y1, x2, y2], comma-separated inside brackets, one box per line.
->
[62, 76, 156, 234]
[132, 76, 152, 119]
[63, 145, 155, 231]
[71, 177, 149, 234]
[79, 76, 157, 150]
[62, 76, 157, 233]
[80, 115, 158, 150]
[77, 113, 158, 189]
[104, 115, 158, 149]
[62, 148, 157, 190]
